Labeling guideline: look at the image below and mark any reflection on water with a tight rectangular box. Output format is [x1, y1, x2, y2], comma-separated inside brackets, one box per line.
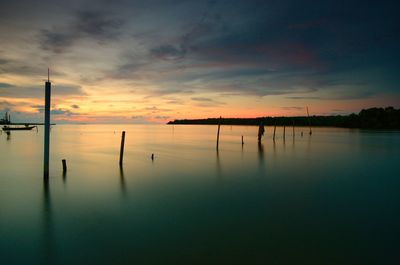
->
[215, 150, 222, 179]
[0, 125, 399, 264]
[42, 178, 55, 265]
[257, 142, 264, 168]
[119, 166, 127, 197]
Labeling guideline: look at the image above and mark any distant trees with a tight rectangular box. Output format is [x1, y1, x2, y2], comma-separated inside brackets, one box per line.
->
[167, 107, 400, 129]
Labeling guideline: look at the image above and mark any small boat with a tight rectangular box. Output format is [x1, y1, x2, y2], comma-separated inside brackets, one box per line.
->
[2, 125, 37, 131]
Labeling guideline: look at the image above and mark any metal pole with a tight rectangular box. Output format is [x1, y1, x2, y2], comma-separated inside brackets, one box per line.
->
[44, 71, 51, 180]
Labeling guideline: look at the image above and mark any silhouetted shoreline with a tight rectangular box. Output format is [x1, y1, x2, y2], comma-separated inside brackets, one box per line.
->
[168, 107, 400, 129]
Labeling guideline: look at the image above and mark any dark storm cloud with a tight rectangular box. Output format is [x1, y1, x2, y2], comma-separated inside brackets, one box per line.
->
[40, 9, 125, 53]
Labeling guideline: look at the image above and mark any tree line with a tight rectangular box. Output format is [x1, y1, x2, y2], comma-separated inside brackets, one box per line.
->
[167, 107, 400, 129]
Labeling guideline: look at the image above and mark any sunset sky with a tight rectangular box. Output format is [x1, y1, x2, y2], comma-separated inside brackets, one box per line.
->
[0, 0, 399, 123]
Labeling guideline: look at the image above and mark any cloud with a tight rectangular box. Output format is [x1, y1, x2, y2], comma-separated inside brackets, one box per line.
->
[39, 9, 125, 53]
[0, 84, 86, 99]
[0, 56, 62, 76]
[0, 82, 14, 88]
[32, 105, 76, 116]
[154, 115, 170, 120]
[71, 104, 80, 109]
[149, 0, 219, 61]
[190, 96, 225, 107]
[150, 45, 186, 60]
[281, 106, 304, 110]
[0, 100, 17, 112]
[286, 96, 321, 100]
[191, 97, 213, 102]
[40, 30, 76, 54]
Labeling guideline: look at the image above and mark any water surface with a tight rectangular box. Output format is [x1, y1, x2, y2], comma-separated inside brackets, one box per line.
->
[0, 125, 399, 264]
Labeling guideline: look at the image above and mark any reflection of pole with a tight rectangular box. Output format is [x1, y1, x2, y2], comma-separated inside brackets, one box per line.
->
[216, 116, 221, 151]
[44, 70, 51, 180]
[292, 120, 295, 139]
[283, 125, 286, 142]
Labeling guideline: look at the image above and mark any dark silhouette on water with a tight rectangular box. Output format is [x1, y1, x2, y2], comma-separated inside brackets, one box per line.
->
[119, 166, 127, 197]
[42, 178, 55, 265]
[258, 122, 265, 142]
[258, 142, 264, 169]
[168, 107, 400, 129]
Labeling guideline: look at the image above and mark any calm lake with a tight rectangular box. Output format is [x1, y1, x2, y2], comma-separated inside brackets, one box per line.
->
[1, 124, 399, 264]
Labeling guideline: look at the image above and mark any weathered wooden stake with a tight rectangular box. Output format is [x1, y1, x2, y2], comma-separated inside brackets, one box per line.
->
[62, 159, 67, 172]
[273, 123, 276, 141]
[119, 131, 126, 166]
[216, 116, 221, 150]
[241, 135, 244, 145]
[43, 69, 51, 180]
[306, 106, 312, 135]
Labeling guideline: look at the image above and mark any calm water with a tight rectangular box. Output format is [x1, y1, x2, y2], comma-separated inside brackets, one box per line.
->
[0, 125, 399, 264]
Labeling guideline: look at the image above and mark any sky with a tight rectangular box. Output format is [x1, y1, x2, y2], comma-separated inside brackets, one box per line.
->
[0, 0, 399, 123]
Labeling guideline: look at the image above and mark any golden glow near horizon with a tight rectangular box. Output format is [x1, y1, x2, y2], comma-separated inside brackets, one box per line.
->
[1, 1, 399, 123]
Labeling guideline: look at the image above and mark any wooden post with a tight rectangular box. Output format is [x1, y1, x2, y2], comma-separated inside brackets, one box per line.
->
[241, 135, 244, 145]
[306, 106, 312, 135]
[273, 123, 276, 141]
[62, 159, 67, 172]
[43, 69, 51, 180]
[216, 116, 221, 151]
[119, 131, 126, 167]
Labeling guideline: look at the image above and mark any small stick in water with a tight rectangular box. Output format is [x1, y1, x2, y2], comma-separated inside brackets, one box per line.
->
[151, 153, 154, 160]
